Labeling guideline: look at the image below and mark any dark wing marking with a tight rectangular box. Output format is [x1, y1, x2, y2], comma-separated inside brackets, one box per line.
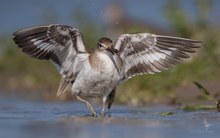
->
[13, 24, 88, 95]
[13, 24, 87, 66]
[114, 33, 201, 79]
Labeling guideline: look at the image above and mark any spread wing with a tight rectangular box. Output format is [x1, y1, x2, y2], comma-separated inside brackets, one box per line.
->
[114, 33, 201, 80]
[13, 24, 88, 95]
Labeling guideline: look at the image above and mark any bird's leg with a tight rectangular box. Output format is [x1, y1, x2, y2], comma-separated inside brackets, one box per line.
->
[76, 95, 97, 117]
[101, 96, 107, 117]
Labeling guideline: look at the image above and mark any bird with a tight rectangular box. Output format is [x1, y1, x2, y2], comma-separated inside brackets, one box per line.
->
[13, 24, 201, 117]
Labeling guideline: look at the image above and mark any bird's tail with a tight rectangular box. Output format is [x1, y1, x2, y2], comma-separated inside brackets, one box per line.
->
[57, 78, 70, 96]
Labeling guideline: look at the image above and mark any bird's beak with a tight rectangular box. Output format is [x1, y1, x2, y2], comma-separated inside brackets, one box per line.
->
[106, 47, 114, 55]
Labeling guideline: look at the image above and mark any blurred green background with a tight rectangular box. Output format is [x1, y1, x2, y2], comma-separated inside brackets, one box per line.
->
[0, 0, 219, 105]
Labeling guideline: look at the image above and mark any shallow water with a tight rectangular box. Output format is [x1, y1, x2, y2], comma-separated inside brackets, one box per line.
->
[0, 97, 220, 138]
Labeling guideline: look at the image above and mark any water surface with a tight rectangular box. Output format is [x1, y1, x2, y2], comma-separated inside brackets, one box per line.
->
[0, 97, 220, 138]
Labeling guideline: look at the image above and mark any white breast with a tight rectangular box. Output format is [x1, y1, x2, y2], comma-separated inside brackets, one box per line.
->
[71, 52, 119, 97]
[97, 52, 115, 72]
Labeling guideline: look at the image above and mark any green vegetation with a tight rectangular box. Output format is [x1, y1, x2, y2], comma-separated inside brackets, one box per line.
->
[117, 0, 220, 105]
[181, 81, 220, 111]
[160, 111, 174, 116]
[182, 105, 216, 111]
[0, 0, 219, 104]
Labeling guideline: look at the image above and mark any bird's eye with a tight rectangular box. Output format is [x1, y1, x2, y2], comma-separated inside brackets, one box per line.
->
[99, 43, 103, 48]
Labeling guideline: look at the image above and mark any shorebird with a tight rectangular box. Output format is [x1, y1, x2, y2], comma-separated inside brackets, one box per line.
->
[13, 24, 201, 116]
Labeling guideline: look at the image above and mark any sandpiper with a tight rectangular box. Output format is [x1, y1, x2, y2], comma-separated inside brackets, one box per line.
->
[13, 24, 201, 116]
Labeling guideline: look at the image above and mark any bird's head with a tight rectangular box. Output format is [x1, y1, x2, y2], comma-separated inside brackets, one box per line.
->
[97, 37, 113, 52]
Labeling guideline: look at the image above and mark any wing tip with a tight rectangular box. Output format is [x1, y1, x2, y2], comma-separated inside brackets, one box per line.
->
[12, 25, 50, 37]
[156, 35, 202, 43]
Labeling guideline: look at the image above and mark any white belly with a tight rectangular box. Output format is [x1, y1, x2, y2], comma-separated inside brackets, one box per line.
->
[71, 52, 120, 97]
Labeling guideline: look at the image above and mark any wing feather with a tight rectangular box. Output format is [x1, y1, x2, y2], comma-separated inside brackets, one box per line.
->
[13, 24, 88, 95]
[13, 24, 87, 65]
[114, 33, 201, 79]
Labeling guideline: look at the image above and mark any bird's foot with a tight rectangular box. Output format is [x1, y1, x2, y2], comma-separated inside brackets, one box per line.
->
[101, 111, 106, 117]
[76, 95, 97, 117]
[91, 111, 97, 117]
[100, 111, 111, 117]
